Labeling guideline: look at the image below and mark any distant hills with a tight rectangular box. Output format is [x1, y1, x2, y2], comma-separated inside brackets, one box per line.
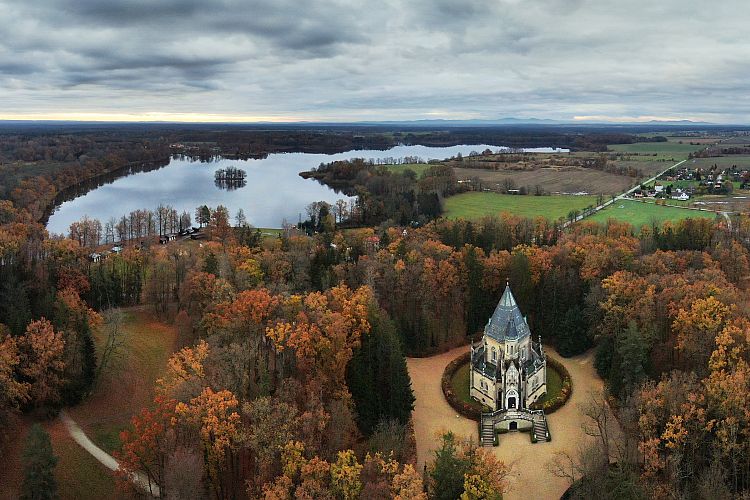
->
[355, 117, 716, 127]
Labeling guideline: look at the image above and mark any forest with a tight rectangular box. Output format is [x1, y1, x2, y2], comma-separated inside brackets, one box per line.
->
[3, 127, 750, 499]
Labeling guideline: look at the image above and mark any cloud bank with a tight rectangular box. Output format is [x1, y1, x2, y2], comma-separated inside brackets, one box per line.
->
[0, 0, 748, 122]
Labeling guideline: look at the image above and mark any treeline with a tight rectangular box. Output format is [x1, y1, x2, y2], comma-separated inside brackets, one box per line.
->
[67, 204, 193, 246]
[0, 133, 170, 221]
[302, 158, 458, 226]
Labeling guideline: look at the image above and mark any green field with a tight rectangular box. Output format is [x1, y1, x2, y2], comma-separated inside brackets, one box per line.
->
[443, 192, 600, 221]
[588, 200, 717, 228]
[385, 163, 433, 177]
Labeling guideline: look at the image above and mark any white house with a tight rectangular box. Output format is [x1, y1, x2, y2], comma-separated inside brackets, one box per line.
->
[672, 192, 690, 201]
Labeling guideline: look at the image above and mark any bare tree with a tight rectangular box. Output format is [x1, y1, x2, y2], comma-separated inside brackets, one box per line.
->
[580, 390, 615, 462]
[97, 309, 127, 379]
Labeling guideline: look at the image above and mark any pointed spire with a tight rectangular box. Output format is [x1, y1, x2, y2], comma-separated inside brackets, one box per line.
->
[499, 282, 517, 308]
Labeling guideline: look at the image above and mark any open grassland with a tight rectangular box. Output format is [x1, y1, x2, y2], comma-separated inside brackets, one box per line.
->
[588, 199, 717, 229]
[453, 165, 633, 195]
[385, 163, 433, 177]
[0, 417, 124, 500]
[444, 192, 600, 221]
[68, 307, 177, 454]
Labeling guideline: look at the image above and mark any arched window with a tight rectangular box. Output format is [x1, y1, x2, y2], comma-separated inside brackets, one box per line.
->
[491, 347, 497, 361]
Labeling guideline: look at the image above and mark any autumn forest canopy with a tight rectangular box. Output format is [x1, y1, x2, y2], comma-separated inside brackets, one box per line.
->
[3, 125, 750, 499]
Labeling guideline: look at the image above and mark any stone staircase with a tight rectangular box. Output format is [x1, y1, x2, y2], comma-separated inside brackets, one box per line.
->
[480, 414, 495, 447]
[532, 413, 549, 442]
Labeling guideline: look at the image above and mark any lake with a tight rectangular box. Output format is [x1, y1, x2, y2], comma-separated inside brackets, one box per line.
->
[46, 144, 568, 234]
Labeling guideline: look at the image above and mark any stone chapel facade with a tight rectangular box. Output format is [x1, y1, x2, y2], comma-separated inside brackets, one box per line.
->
[470, 283, 547, 412]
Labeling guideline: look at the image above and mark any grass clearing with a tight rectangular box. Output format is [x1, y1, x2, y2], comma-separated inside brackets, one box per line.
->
[444, 192, 600, 221]
[68, 307, 177, 454]
[588, 199, 718, 229]
[47, 420, 124, 500]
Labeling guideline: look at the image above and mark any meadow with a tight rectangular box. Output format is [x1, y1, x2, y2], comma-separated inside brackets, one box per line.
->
[588, 199, 717, 228]
[443, 192, 600, 221]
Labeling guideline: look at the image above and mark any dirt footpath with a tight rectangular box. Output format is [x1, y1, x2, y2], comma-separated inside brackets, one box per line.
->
[407, 346, 611, 500]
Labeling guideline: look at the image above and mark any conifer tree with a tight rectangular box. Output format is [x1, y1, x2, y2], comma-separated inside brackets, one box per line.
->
[347, 309, 415, 436]
[20, 424, 58, 500]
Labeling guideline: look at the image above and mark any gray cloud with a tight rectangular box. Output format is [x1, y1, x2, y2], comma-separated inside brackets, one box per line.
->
[0, 0, 749, 122]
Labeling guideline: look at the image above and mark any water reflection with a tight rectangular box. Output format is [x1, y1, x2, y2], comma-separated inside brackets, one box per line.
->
[46, 144, 567, 234]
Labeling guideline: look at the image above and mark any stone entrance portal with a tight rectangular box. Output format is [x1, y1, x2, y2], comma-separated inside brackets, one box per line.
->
[509, 421, 518, 431]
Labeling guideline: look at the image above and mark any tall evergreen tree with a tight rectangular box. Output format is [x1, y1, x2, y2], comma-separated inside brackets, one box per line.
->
[347, 309, 415, 436]
[20, 424, 58, 500]
[429, 432, 470, 500]
[556, 305, 591, 357]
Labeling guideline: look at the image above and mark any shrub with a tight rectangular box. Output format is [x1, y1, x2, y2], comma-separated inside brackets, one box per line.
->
[530, 357, 573, 414]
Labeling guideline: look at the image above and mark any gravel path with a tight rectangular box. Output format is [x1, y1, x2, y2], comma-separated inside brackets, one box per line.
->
[60, 410, 160, 497]
[407, 346, 613, 500]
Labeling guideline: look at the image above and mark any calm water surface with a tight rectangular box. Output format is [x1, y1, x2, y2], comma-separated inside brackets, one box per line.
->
[46, 144, 567, 233]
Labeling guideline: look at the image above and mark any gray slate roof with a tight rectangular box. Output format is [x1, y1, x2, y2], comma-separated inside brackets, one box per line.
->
[485, 284, 531, 342]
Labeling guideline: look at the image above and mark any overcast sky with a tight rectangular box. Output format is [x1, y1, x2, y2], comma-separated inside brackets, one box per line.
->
[1, 0, 749, 123]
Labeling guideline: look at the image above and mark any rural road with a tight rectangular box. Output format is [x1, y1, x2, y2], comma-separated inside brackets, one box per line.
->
[566, 158, 689, 226]
[59, 410, 160, 497]
[407, 345, 617, 500]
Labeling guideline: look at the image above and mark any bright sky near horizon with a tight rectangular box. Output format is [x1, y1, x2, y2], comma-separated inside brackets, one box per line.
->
[1, 0, 749, 123]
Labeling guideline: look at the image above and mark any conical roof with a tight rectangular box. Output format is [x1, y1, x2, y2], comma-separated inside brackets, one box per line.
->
[485, 284, 530, 341]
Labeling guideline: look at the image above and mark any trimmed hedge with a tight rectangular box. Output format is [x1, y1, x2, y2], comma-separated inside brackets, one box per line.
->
[441, 351, 483, 421]
[530, 356, 573, 415]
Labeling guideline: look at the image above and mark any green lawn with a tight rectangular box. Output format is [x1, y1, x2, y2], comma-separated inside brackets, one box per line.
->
[450, 362, 485, 413]
[443, 192, 600, 221]
[588, 199, 717, 229]
[450, 359, 563, 408]
[536, 364, 563, 405]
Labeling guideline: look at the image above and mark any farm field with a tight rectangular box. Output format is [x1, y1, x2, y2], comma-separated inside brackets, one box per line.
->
[610, 158, 680, 177]
[444, 192, 599, 221]
[453, 166, 632, 195]
[588, 199, 717, 229]
[608, 142, 706, 157]
[681, 156, 750, 170]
